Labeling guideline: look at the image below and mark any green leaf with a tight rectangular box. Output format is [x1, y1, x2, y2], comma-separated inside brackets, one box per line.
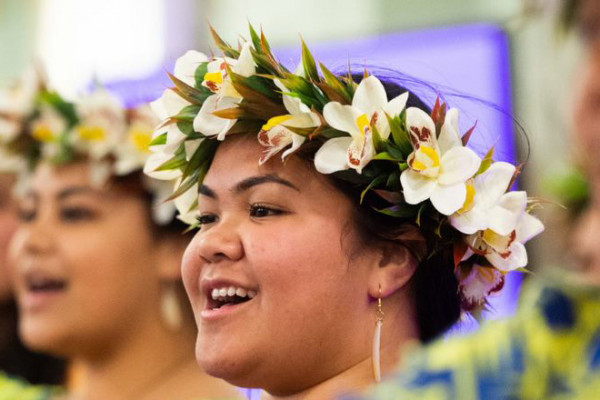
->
[476, 146, 495, 175]
[156, 149, 186, 171]
[181, 138, 219, 181]
[374, 205, 417, 218]
[416, 203, 428, 226]
[319, 128, 347, 139]
[40, 91, 79, 126]
[387, 110, 412, 155]
[209, 25, 239, 58]
[249, 23, 262, 52]
[243, 75, 279, 100]
[384, 141, 406, 161]
[371, 124, 386, 153]
[373, 152, 400, 161]
[149, 132, 167, 146]
[301, 39, 319, 82]
[194, 62, 209, 88]
[169, 73, 212, 104]
[172, 104, 201, 122]
[319, 62, 352, 104]
[386, 169, 400, 189]
[360, 175, 386, 204]
[176, 120, 195, 136]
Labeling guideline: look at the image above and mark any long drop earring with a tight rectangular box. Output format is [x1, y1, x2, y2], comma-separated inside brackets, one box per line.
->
[372, 284, 384, 382]
[161, 284, 183, 331]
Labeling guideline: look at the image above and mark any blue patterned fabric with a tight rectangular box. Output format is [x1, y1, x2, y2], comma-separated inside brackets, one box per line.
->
[346, 276, 600, 400]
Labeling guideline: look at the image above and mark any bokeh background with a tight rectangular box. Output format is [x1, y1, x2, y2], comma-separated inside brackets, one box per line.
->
[0, 0, 580, 323]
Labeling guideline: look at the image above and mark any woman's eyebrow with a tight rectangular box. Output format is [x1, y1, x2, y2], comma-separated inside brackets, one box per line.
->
[234, 174, 300, 193]
[57, 186, 96, 200]
[198, 184, 217, 199]
[198, 174, 300, 200]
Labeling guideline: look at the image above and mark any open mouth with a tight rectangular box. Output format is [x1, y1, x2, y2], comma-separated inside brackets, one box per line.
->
[25, 273, 68, 294]
[206, 286, 257, 310]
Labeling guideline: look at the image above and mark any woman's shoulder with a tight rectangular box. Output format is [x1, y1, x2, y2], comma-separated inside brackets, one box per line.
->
[0, 372, 57, 400]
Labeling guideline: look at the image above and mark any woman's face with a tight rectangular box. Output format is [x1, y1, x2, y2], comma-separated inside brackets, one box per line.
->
[182, 135, 381, 394]
[0, 174, 18, 302]
[10, 162, 164, 356]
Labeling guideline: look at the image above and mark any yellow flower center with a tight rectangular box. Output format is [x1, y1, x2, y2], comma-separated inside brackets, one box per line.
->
[261, 115, 293, 132]
[412, 146, 440, 171]
[129, 126, 152, 153]
[356, 114, 370, 137]
[32, 124, 55, 142]
[78, 125, 106, 142]
[457, 182, 476, 214]
[204, 71, 224, 85]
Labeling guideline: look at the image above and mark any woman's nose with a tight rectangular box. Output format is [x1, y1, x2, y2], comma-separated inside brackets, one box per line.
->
[18, 217, 55, 256]
[193, 217, 244, 264]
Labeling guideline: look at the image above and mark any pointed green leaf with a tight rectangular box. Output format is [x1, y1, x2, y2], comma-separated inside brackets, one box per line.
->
[149, 132, 167, 146]
[301, 39, 319, 82]
[194, 62, 209, 88]
[374, 205, 417, 218]
[475, 146, 495, 175]
[360, 175, 386, 204]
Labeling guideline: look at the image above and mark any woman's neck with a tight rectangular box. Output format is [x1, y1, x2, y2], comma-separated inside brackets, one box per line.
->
[67, 316, 240, 400]
[263, 298, 419, 400]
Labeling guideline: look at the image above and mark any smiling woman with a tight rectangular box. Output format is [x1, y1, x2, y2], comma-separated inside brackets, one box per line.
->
[0, 75, 243, 400]
[144, 26, 544, 400]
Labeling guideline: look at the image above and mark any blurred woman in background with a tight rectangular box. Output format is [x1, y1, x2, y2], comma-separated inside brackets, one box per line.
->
[0, 74, 66, 394]
[1, 76, 243, 400]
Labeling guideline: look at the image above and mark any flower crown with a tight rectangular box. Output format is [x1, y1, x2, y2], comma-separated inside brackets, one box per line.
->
[144, 25, 545, 311]
[0, 70, 175, 224]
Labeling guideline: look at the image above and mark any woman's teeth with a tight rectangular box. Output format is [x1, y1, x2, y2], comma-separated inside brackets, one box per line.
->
[211, 286, 256, 300]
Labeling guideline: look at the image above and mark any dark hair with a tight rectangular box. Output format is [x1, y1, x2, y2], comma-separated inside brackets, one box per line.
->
[110, 171, 189, 238]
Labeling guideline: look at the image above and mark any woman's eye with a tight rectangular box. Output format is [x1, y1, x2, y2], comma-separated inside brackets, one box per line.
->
[197, 214, 217, 226]
[60, 207, 96, 222]
[249, 204, 283, 218]
[18, 208, 36, 222]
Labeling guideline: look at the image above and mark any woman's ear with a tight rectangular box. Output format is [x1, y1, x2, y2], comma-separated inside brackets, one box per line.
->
[367, 243, 417, 298]
[154, 233, 190, 281]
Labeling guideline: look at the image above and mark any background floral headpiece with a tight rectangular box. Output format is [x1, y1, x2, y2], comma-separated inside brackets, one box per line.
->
[145, 25, 545, 312]
[0, 70, 175, 224]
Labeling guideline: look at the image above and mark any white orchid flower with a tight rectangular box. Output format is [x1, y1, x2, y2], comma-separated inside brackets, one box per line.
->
[464, 204, 544, 272]
[315, 75, 408, 174]
[173, 50, 208, 87]
[458, 264, 505, 310]
[73, 90, 126, 160]
[450, 162, 524, 235]
[150, 89, 192, 154]
[114, 105, 159, 175]
[257, 80, 320, 164]
[0, 67, 40, 143]
[193, 43, 256, 140]
[400, 108, 481, 215]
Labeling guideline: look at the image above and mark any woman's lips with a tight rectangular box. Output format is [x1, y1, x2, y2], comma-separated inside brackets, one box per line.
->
[200, 279, 258, 321]
[20, 270, 68, 311]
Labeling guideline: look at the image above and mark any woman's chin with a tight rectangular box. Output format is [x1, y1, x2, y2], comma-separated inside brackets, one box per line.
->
[20, 324, 68, 356]
[195, 341, 258, 387]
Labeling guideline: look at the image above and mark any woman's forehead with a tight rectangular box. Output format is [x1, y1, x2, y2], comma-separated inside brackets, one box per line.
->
[205, 134, 317, 191]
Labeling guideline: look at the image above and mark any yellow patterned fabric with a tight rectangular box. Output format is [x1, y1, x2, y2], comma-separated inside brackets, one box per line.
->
[0, 373, 56, 400]
[346, 276, 600, 400]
